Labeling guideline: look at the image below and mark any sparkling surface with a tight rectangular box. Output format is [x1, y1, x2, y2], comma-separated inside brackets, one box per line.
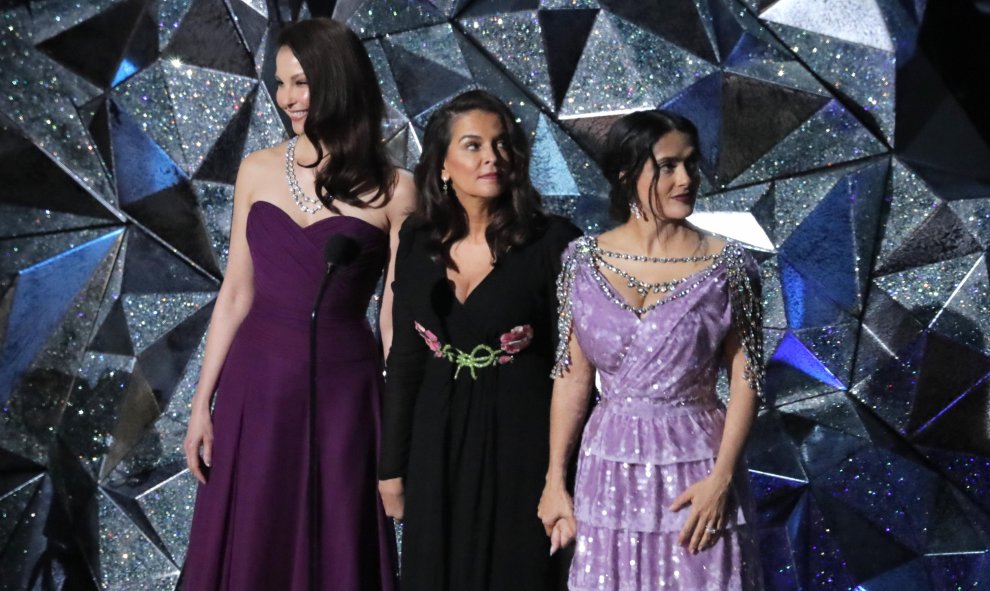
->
[460, 11, 554, 108]
[560, 11, 717, 117]
[1, 0, 987, 589]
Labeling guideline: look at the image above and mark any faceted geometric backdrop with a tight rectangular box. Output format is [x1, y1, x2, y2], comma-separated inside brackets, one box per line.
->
[1, 0, 989, 589]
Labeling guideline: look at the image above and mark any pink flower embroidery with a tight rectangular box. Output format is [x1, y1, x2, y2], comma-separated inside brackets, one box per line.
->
[499, 325, 533, 355]
[497, 355, 513, 365]
[414, 321, 444, 358]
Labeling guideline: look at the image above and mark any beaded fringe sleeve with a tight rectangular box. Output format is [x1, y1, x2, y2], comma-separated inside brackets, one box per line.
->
[551, 238, 591, 378]
[723, 242, 765, 398]
[550, 238, 765, 395]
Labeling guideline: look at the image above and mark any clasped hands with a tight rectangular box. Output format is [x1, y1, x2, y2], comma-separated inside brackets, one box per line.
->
[537, 473, 731, 556]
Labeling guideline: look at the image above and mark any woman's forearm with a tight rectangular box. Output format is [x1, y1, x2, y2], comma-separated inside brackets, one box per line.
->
[546, 337, 594, 485]
[191, 286, 253, 412]
[711, 343, 759, 481]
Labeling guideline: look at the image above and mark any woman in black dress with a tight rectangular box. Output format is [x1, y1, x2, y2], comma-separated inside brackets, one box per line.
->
[378, 90, 581, 590]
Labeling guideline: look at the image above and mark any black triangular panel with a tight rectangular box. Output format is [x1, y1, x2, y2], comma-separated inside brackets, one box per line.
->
[89, 298, 134, 357]
[122, 184, 222, 278]
[229, 0, 269, 55]
[36, 0, 154, 88]
[166, 0, 255, 77]
[811, 488, 921, 583]
[0, 119, 115, 219]
[876, 204, 983, 275]
[381, 44, 474, 117]
[120, 230, 218, 294]
[907, 332, 990, 447]
[599, 0, 716, 63]
[195, 87, 258, 184]
[558, 114, 621, 161]
[137, 301, 213, 409]
[539, 8, 599, 110]
[719, 73, 830, 182]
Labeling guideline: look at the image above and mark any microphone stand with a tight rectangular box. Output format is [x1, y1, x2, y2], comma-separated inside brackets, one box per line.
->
[309, 259, 334, 591]
[308, 235, 358, 591]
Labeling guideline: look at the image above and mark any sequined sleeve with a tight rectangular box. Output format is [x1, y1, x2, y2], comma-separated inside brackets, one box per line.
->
[550, 238, 587, 378]
[724, 242, 765, 397]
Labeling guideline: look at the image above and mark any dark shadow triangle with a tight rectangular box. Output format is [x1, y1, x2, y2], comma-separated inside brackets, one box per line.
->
[718, 73, 830, 183]
[538, 8, 599, 110]
[877, 203, 983, 275]
[36, 0, 154, 88]
[195, 87, 257, 184]
[599, 0, 716, 63]
[166, 0, 254, 77]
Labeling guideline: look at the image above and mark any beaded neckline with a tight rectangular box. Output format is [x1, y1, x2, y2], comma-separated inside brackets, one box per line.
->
[586, 236, 727, 317]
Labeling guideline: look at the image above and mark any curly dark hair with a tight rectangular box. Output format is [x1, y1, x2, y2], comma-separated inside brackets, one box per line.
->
[276, 19, 395, 210]
[413, 90, 547, 270]
[601, 109, 700, 224]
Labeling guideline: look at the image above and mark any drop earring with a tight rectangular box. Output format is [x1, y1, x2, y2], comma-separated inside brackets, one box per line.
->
[630, 201, 644, 220]
[442, 176, 452, 195]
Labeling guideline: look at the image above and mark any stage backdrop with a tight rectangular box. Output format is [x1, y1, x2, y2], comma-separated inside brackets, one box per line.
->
[2, 0, 989, 589]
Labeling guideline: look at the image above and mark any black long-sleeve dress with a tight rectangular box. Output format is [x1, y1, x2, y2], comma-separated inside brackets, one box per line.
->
[380, 216, 581, 591]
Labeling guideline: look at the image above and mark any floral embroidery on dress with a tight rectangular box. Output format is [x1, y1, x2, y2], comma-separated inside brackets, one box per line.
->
[414, 322, 534, 379]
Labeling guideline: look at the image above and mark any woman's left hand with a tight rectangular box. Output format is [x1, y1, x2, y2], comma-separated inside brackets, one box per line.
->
[669, 473, 732, 554]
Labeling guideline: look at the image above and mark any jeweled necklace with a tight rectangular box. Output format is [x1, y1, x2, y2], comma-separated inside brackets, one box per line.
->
[590, 236, 719, 297]
[285, 137, 327, 214]
[594, 256, 688, 296]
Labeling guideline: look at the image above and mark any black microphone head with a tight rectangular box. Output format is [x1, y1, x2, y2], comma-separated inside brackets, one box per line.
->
[324, 234, 361, 266]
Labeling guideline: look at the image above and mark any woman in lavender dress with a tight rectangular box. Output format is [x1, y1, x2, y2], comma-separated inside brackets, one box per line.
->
[537, 110, 764, 590]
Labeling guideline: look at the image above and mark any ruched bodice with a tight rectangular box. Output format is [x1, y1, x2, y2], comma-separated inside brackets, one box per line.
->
[246, 200, 388, 324]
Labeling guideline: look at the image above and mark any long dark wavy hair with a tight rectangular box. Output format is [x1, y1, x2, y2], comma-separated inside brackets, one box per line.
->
[413, 90, 546, 270]
[601, 109, 700, 223]
[276, 19, 395, 210]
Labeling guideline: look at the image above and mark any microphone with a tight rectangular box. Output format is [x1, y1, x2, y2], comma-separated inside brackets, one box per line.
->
[308, 233, 361, 591]
[323, 234, 360, 275]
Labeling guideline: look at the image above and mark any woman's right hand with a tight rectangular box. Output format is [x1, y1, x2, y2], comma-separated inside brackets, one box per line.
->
[537, 481, 576, 555]
[183, 406, 214, 485]
[379, 477, 405, 520]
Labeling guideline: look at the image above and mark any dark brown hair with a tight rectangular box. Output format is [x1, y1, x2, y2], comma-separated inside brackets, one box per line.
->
[602, 109, 700, 223]
[413, 90, 546, 270]
[276, 19, 395, 210]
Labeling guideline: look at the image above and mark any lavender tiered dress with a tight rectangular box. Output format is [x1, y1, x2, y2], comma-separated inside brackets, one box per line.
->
[554, 237, 764, 591]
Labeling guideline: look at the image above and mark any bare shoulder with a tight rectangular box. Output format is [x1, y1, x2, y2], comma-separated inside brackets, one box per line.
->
[387, 168, 417, 218]
[704, 233, 728, 255]
[594, 227, 623, 250]
[239, 143, 284, 180]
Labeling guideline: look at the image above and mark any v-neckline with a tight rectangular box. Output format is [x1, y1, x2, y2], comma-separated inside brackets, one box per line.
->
[588, 236, 726, 320]
[445, 263, 497, 307]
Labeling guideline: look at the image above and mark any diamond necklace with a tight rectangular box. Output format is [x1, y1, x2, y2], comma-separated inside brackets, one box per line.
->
[285, 137, 327, 214]
[590, 236, 721, 297]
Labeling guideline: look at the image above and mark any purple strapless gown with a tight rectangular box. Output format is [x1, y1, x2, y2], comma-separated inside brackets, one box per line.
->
[555, 236, 763, 591]
[182, 201, 396, 591]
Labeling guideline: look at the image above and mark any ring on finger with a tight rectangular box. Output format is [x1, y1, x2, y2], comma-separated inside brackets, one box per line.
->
[705, 526, 719, 535]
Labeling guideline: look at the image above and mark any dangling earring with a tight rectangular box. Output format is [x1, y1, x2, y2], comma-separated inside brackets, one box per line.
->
[630, 200, 644, 220]
[441, 176, 452, 196]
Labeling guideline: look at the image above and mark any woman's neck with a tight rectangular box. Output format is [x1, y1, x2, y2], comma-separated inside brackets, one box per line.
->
[621, 217, 698, 257]
[292, 134, 326, 167]
[458, 195, 493, 243]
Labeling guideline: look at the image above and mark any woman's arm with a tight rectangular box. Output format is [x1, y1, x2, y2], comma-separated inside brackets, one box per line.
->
[670, 327, 758, 553]
[182, 152, 261, 484]
[378, 224, 428, 519]
[379, 170, 416, 358]
[538, 331, 595, 553]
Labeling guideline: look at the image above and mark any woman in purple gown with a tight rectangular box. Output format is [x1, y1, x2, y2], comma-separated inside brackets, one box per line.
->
[181, 19, 414, 591]
[537, 110, 764, 590]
